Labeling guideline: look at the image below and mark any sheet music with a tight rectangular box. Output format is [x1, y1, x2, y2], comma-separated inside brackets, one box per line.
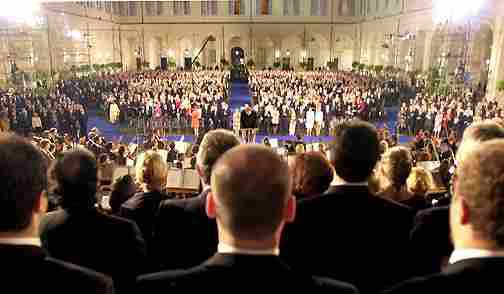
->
[166, 168, 183, 188]
[183, 169, 200, 190]
[113, 167, 129, 182]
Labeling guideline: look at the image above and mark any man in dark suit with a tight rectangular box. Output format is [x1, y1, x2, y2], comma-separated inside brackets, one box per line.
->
[153, 129, 240, 270]
[40, 149, 147, 294]
[138, 145, 357, 293]
[0, 134, 114, 294]
[384, 140, 504, 293]
[240, 105, 258, 143]
[282, 120, 413, 293]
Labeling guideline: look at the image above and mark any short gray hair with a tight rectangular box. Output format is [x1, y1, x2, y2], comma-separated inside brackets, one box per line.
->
[196, 129, 240, 184]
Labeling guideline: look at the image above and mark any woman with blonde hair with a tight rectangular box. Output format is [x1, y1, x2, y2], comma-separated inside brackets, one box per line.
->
[404, 166, 435, 210]
[377, 146, 414, 203]
[120, 151, 168, 245]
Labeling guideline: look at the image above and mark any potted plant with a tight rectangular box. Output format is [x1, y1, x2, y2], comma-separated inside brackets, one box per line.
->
[246, 59, 255, 68]
[374, 65, 384, 75]
[352, 61, 360, 70]
[497, 80, 504, 92]
[357, 63, 366, 72]
[273, 61, 281, 69]
[220, 58, 229, 68]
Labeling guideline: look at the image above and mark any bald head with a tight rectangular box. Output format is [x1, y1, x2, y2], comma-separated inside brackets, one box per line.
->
[210, 145, 292, 241]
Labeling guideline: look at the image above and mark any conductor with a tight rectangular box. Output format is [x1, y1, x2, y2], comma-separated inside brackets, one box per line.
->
[240, 104, 258, 143]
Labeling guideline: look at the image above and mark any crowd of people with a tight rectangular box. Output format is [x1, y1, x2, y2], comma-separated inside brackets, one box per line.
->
[398, 89, 504, 139]
[101, 71, 231, 137]
[3, 117, 504, 294]
[0, 81, 92, 138]
[249, 70, 398, 136]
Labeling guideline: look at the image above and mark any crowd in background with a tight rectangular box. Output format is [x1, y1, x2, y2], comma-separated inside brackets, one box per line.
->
[249, 70, 396, 136]
[100, 71, 231, 136]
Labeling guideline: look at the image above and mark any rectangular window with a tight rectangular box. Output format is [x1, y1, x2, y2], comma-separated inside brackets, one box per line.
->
[257, 48, 266, 65]
[174, 1, 191, 16]
[209, 49, 217, 64]
[119, 2, 128, 16]
[311, 0, 328, 16]
[105, 1, 112, 13]
[229, 0, 245, 15]
[145, 2, 155, 16]
[156, 1, 165, 15]
[128, 2, 138, 16]
[284, 0, 301, 16]
[202, 1, 218, 16]
[256, 0, 272, 15]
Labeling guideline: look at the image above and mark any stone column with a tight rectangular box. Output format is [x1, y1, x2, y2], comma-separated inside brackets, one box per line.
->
[487, 18, 504, 100]
[422, 30, 434, 72]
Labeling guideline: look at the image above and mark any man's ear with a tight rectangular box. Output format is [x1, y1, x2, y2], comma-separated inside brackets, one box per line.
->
[459, 198, 471, 226]
[284, 196, 296, 223]
[206, 192, 217, 219]
[35, 191, 48, 214]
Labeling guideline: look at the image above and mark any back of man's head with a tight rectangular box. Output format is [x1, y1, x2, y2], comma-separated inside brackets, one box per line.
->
[457, 121, 504, 163]
[53, 149, 98, 210]
[0, 134, 47, 232]
[330, 120, 379, 183]
[196, 129, 240, 185]
[454, 139, 504, 247]
[210, 145, 292, 241]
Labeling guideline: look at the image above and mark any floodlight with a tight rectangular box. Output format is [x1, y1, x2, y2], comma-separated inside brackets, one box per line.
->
[0, 0, 41, 24]
[433, 0, 484, 23]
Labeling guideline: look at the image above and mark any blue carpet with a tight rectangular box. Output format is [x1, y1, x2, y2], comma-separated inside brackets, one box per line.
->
[229, 81, 251, 111]
[87, 109, 136, 144]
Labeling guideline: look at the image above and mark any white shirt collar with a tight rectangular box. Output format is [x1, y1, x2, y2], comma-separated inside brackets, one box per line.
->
[449, 248, 504, 264]
[0, 237, 41, 247]
[330, 173, 368, 187]
[218, 243, 280, 256]
[331, 172, 368, 187]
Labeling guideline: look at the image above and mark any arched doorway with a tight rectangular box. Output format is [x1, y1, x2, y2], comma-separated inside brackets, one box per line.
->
[231, 47, 245, 65]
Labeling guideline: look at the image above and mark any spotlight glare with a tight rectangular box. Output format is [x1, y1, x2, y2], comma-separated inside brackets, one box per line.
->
[0, 0, 41, 24]
[433, 0, 485, 23]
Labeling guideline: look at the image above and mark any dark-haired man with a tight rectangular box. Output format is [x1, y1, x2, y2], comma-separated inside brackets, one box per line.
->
[0, 134, 114, 294]
[138, 145, 357, 293]
[40, 149, 146, 294]
[384, 139, 504, 294]
[153, 129, 240, 269]
[283, 120, 412, 293]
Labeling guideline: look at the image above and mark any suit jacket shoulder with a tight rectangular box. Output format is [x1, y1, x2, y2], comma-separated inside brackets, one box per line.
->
[46, 257, 115, 294]
[137, 254, 358, 294]
[383, 258, 504, 294]
[0, 244, 114, 294]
